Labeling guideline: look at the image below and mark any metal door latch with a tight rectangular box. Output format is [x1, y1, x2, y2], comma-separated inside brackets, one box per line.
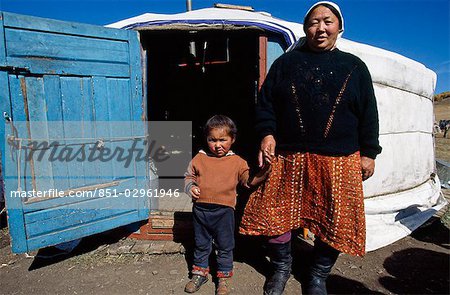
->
[0, 65, 31, 75]
[3, 112, 11, 122]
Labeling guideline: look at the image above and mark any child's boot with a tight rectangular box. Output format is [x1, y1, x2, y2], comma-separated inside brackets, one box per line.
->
[216, 277, 231, 295]
[184, 275, 208, 293]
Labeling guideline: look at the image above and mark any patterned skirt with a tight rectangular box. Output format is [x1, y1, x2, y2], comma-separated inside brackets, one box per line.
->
[239, 151, 366, 256]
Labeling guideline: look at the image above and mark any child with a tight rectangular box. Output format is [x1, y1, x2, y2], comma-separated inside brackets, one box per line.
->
[184, 115, 271, 295]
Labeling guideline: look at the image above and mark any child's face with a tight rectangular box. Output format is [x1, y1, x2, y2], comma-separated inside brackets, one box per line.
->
[206, 127, 235, 157]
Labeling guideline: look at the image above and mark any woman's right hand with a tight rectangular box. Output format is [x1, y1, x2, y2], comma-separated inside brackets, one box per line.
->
[258, 135, 276, 167]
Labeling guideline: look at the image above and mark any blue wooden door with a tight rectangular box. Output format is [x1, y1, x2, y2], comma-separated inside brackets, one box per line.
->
[0, 12, 150, 253]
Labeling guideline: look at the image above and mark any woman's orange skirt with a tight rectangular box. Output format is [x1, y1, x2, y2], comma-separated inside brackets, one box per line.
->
[239, 151, 366, 256]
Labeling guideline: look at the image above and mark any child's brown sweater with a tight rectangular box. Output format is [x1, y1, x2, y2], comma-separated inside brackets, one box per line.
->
[184, 151, 250, 209]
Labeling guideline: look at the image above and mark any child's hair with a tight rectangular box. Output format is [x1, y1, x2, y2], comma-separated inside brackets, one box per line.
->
[204, 115, 237, 138]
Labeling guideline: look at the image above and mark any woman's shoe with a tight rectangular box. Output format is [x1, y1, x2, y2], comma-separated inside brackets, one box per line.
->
[305, 240, 340, 295]
[263, 241, 292, 295]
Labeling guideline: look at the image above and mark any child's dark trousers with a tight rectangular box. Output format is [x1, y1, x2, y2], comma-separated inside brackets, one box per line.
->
[192, 202, 234, 277]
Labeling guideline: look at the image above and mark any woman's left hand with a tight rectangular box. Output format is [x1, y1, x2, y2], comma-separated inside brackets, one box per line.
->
[361, 156, 375, 181]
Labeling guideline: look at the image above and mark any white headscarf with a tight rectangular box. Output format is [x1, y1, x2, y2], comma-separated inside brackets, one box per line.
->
[288, 1, 344, 52]
[304, 1, 344, 36]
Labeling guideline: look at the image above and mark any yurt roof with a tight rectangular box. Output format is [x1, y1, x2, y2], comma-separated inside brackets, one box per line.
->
[107, 7, 436, 99]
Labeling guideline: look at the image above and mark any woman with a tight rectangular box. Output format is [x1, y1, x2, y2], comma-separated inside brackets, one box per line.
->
[239, 2, 382, 295]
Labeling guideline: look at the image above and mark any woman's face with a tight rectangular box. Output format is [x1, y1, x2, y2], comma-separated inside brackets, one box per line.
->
[305, 5, 341, 52]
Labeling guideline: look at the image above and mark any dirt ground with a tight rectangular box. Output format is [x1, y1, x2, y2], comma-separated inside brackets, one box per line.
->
[1, 202, 449, 295]
[435, 137, 450, 163]
[434, 97, 450, 123]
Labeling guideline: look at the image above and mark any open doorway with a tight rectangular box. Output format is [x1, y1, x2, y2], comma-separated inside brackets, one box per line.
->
[130, 28, 285, 239]
[141, 29, 261, 166]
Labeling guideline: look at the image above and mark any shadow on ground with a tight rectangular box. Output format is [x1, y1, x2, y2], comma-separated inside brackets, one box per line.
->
[410, 216, 450, 250]
[0, 201, 6, 230]
[327, 275, 384, 294]
[235, 232, 386, 294]
[379, 247, 449, 294]
[28, 222, 146, 271]
[379, 218, 450, 294]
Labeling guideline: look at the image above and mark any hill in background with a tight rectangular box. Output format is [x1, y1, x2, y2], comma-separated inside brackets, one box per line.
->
[434, 92, 450, 121]
[434, 92, 450, 163]
[434, 91, 450, 102]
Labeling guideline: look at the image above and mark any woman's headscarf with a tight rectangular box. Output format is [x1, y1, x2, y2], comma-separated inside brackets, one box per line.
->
[304, 1, 344, 35]
[288, 1, 344, 51]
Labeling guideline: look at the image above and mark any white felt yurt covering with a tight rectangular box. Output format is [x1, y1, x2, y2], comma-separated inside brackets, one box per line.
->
[108, 7, 447, 252]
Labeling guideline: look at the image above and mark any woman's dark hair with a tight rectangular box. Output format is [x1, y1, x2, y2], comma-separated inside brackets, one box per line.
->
[304, 3, 342, 30]
[204, 115, 237, 138]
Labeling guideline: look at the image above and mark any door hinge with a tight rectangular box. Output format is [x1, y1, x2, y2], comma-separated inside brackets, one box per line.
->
[0, 65, 31, 75]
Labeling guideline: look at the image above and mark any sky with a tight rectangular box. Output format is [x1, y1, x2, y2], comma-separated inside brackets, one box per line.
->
[0, 0, 449, 94]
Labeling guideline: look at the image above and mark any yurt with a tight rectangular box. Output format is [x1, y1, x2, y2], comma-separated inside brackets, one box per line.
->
[107, 5, 447, 251]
